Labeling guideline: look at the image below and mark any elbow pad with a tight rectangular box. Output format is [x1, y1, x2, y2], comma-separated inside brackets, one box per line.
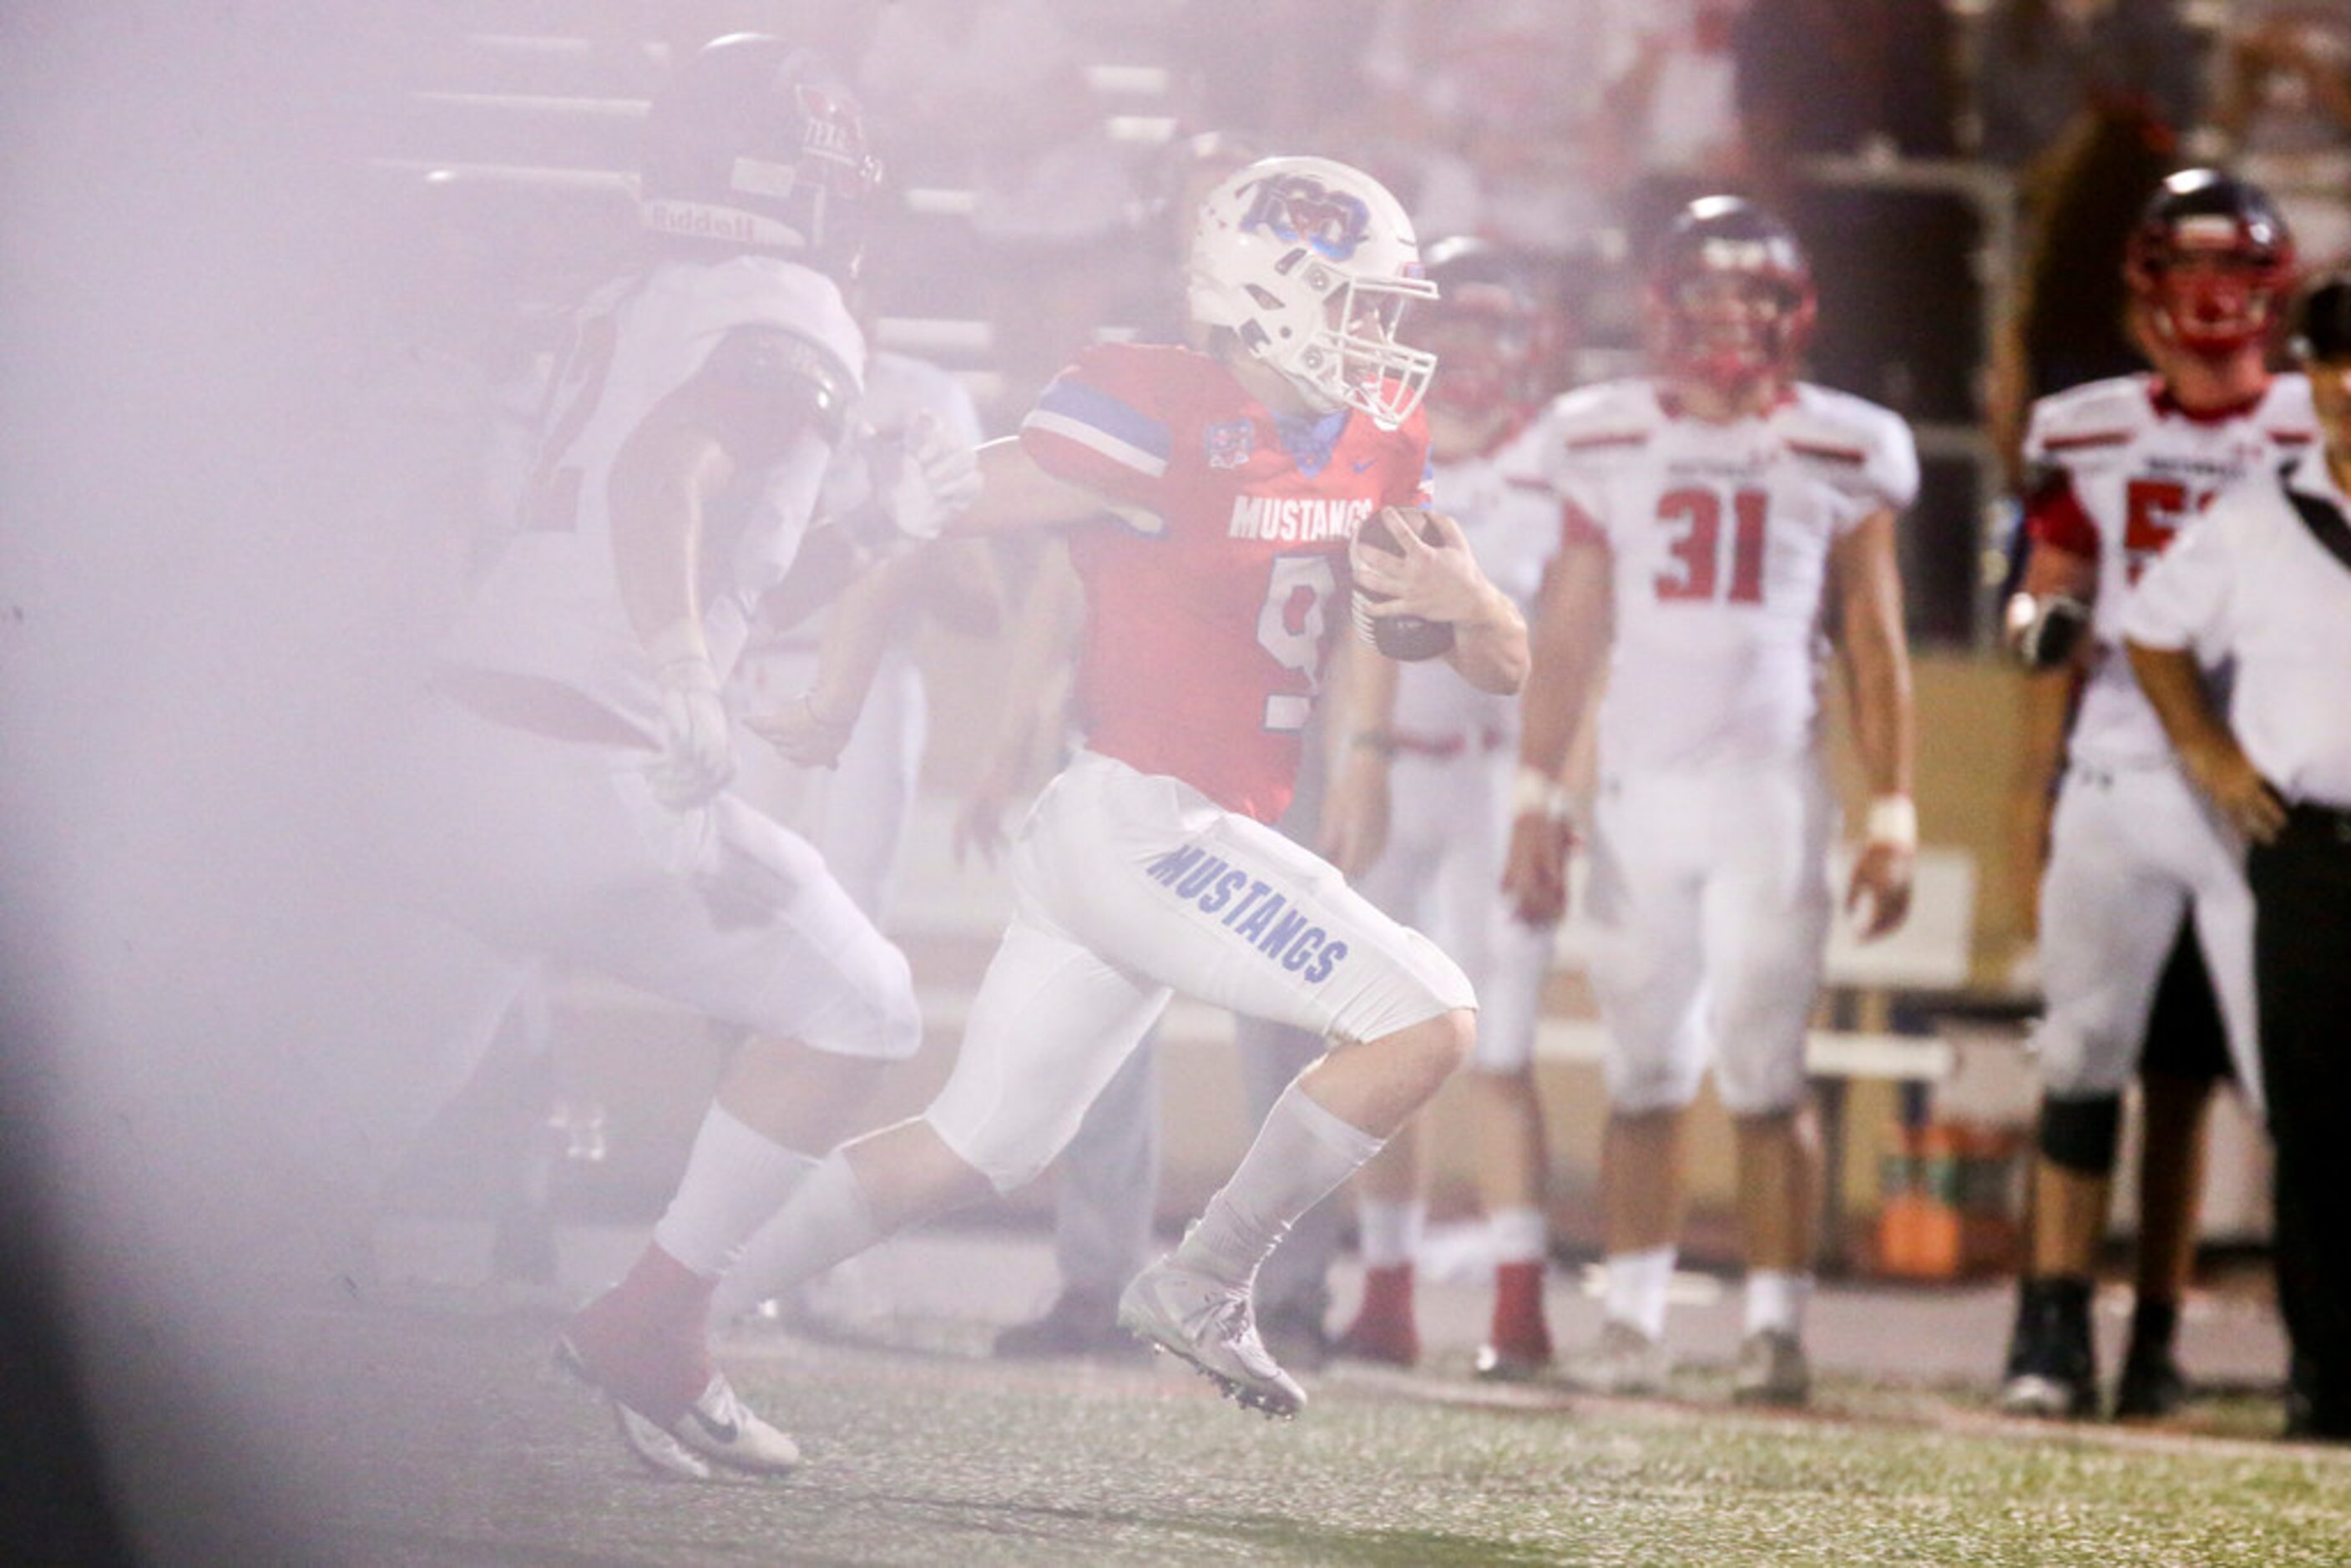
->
[2004, 592, 2090, 671]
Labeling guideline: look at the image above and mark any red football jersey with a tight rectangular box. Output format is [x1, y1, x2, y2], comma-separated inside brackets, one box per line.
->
[1019, 342, 1432, 822]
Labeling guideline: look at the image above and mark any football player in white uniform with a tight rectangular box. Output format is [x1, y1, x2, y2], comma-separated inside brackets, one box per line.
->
[1997, 169, 2308, 1421]
[1505, 198, 1920, 1407]
[404, 36, 976, 1479]
[1318, 239, 1573, 1378]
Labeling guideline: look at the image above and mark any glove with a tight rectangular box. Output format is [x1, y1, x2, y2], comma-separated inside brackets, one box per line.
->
[872, 411, 982, 543]
[2004, 590, 2090, 671]
[645, 630, 734, 810]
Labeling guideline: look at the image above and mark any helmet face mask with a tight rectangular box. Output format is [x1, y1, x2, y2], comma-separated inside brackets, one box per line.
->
[1646, 196, 1814, 395]
[2127, 170, 2295, 359]
[640, 34, 882, 281]
[1189, 157, 1439, 428]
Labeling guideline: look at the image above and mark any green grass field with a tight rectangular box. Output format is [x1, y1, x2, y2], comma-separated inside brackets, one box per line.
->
[317, 1305, 2351, 1566]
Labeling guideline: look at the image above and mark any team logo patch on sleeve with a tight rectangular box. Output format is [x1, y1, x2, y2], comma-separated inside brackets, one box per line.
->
[1143, 845, 1350, 983]
[1205, 419, 1256, 469]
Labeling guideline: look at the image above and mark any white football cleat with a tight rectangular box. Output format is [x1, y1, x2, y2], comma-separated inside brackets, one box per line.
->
[1732, 1329, 1811, 1407]
[1118, 1260, 1306, 1419]
[558, 1339, 801, 1479]
[1561, 1319, 1671, 1396]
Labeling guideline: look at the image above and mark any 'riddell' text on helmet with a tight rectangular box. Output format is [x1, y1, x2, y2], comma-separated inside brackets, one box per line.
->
[1188, 157, 1438, 430]
[2126, 169, 2296, 357]
[640, 33, 881, 282]
[1646, 196, 1816, 393]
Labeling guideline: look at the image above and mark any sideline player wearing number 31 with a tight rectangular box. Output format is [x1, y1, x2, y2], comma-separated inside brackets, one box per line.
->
[714, 155, 1529, 1420]
[1504, 197, 1919, 1407]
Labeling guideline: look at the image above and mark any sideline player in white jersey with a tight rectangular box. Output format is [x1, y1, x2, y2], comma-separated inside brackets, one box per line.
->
[1316, 238, 1573, 1378]
[1504, 197, 1920, 1407]
[1996, 169, 2309, 1421]
[402, 37, 977, 1479]
[714, 156, 1529, 1426]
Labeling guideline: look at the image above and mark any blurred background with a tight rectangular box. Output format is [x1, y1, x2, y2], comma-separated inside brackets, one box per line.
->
[4, 0, 2338, 1555]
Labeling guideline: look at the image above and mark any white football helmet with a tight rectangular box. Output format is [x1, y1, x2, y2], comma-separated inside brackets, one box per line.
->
[1188, 156, 1438, 429]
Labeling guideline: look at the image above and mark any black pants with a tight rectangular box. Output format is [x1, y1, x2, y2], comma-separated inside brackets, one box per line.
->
[2250, 803, 2351, 1436]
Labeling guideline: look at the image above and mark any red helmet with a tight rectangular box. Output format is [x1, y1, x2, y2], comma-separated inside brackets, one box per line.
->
[1645, 196, 1815, 392]
[1410, 237, 1564, 418]
[2126, 169, 2296, 357]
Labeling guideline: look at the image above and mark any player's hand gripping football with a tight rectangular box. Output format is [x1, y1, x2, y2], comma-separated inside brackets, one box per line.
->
[647, 637, 736, 811]
[1349, 507, 1492, 629]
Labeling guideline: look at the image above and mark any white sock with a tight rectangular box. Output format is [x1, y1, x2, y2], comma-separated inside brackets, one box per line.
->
[1744, 1269, 1813, 1338]
[1604, 1244, 1676, 1343]
[1176, 1080, 1385, 1287]
[710, 1149, 879, 1320]
[1357, 1198, 1425, 1269]
[650, 1105, 819, 1278]
[1489, 1205, 1548, 1266]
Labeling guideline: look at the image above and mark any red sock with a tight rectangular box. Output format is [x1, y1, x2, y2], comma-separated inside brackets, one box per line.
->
[1488, 1260, 1552, 1362]
[566, 1244, 715, 1422]
[1338, 1262, 1419, 1364]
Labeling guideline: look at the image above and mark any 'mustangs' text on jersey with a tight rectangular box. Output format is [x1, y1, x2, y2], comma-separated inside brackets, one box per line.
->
[1019, 342, 1431, 822]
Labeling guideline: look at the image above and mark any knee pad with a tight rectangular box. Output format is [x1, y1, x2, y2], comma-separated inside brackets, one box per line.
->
[2039, 1094, 2122, 1175]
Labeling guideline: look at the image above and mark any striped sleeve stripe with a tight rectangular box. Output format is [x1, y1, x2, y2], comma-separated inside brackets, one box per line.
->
[1023, 378, 1171, 478]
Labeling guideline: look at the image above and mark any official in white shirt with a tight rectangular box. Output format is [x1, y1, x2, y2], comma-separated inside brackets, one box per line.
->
[2125, 271, 2351, 1444]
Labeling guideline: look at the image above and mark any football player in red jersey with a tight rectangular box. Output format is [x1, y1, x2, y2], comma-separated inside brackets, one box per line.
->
[718, 156, 1529, 1419]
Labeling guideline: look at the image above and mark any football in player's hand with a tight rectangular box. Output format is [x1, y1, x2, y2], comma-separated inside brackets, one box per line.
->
[1352, 508, 1457, 661]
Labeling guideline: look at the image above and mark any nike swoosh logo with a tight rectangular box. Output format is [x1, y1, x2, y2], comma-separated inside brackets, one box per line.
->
[1351, 458, 1376, 472]
[689, 1407, 741, 1444]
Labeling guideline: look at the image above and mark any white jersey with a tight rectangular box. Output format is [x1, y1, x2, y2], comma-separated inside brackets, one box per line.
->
[1390, 421, 1562, 744]
[440, 254, 866, 731]
[2126, 448, 2351, 807]
[2023, 372, 2315, 770]
[1534, 378, 1917, 771]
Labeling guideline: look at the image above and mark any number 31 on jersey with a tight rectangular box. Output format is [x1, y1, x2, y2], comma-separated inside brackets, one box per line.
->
[1656, 485, 1770, 605]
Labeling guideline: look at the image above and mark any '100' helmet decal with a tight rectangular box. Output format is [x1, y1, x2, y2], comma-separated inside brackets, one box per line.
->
[1241, 175, 1371, 261]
